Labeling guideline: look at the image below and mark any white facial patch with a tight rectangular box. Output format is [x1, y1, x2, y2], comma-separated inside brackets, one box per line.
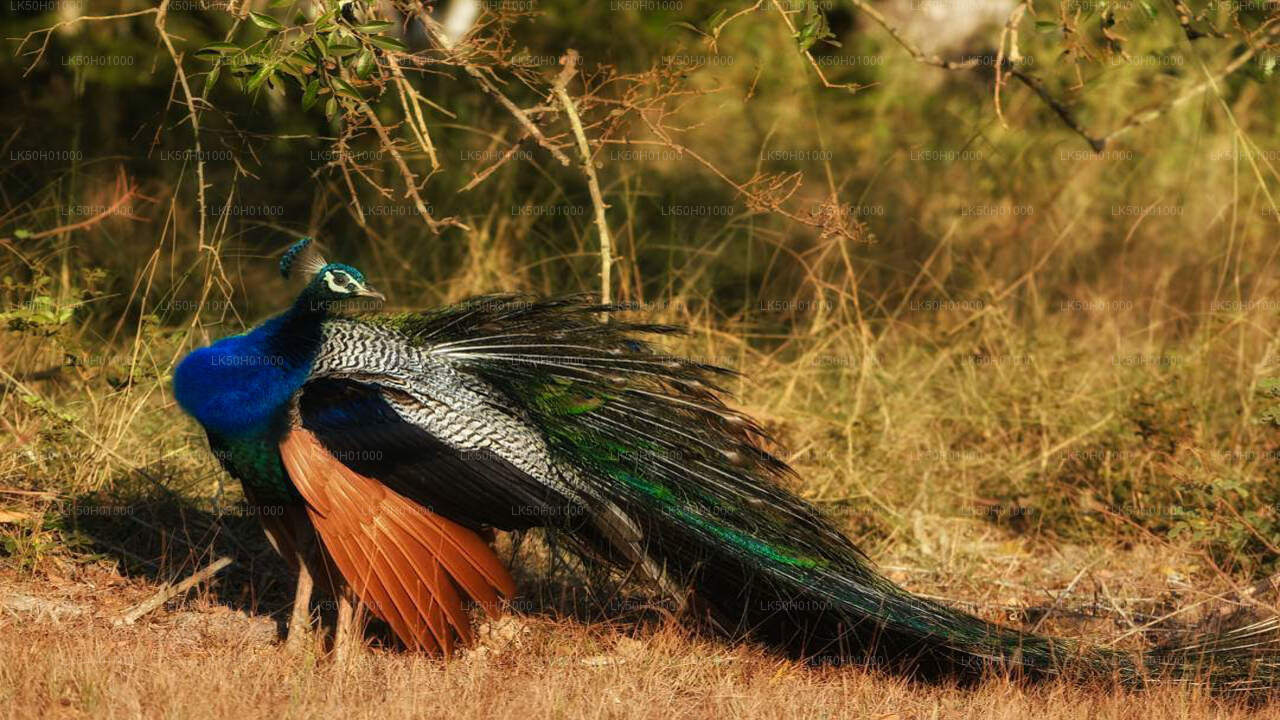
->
[324, 271, 352, 295]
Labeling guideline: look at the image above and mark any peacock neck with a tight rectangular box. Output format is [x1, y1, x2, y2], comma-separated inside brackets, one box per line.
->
[256, 296, 329, 366]
[233, 297, 330, 422]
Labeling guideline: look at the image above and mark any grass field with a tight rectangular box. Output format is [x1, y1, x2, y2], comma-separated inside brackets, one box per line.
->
[0, 567, 1272, 720]
[3, 0, 1280, 717]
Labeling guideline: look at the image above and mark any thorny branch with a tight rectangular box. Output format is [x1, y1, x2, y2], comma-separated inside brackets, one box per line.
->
[411, 6, 574, 167]
[345, 68, 469, 233]
[553, 50, 614, 305]
[994, 1, 1029, 129]
[844, 0, 1107, 149]
[155, 0, 210, 248]
[17, 8, 160, 76]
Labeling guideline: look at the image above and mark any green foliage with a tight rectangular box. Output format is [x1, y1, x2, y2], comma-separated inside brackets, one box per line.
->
[194, 2, 409, 115]
[1255, 377, 1280, 428]
[1, 268, 106, 339]
[0, 509, 90, 572]
[973, 375, 1280, 575]
[793, 1, 836, 54]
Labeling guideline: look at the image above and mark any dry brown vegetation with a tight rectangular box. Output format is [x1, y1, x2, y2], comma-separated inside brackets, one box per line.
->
[1, 566, 1275, 720]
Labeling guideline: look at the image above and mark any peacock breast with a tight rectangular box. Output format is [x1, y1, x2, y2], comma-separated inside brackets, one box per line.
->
[173, 333, 314, 437]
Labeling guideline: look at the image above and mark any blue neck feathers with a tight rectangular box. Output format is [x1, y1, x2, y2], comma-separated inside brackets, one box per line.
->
[173, 298, 328, 438]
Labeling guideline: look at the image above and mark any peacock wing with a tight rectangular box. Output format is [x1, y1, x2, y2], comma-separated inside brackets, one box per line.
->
[278, 421, 519, 654]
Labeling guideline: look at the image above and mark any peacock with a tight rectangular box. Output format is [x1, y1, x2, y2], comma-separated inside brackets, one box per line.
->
[173, 237, 1280, 691]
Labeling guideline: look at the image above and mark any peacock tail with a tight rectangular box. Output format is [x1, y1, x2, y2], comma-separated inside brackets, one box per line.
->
[322, 295, 1280, 690]
[172, 244, 1280, 691]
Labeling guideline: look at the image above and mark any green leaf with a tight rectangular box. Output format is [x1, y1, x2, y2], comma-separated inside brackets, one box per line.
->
[246, 65, 274, 92]
[327, 42, 361, 58]
[355, 48, 375, 79]
[331, 75, 362, 101]
[249, 11, 285, 32]
[705, 8, 727, 32]
[796, 24, 820, 53]
[324, 96, 338, 120]
[1139, 0, 1157, 19]
[298, 43, 321, 63]
[302, 78, 320, 109]
[795, 9, 832, 54]
[355, 22, 396, 34]
[206, 64, 221, 88]
[1035, 20, 1059, 32]
[269, 0, 293, 7]
[13, 229, 30, 239]
[288, 50, 316, 68]
[366, 35, 408, 52]
[276, 61, 305, 82]
[194, 42, 242, 57]
[668, 21, 704, 36]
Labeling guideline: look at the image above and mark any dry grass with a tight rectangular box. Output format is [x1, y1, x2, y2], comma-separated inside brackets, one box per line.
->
[0, 569, 1271, 720]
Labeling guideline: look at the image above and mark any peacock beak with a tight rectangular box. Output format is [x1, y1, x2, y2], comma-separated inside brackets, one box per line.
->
[358, 285, 386, 303]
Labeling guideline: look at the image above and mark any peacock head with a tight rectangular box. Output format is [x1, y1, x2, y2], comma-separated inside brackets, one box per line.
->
[280, 237, 385, 314]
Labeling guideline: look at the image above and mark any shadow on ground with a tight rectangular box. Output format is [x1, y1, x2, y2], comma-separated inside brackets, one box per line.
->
[59, 474, 672, 649]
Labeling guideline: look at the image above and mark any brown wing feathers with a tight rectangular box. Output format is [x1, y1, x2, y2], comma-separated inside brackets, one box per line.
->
[279, 428, 517, 654]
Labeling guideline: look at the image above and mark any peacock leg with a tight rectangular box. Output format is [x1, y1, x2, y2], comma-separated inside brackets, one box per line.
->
[332, 589, 362, 663]
[285, 548, 315, 651]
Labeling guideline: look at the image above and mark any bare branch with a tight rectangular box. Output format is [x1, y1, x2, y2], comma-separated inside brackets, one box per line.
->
[552, 50, 613, 305]
[155, 0, 209, 247]
[114, 556, 234, 626]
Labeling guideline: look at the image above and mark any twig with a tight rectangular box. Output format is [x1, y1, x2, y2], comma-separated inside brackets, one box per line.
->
[114, 555, 233, 625]
[844, 0, 983, 71]
[347, 78, 469, 233]
[468, 67, 573, 167]
[155, 0, 209, 248]
[615, 128, 864, 245]
[17, 8, 159, 76]
[386, 60, 440, 170]
[1194, 571, 1280, 632]
[994, 2, 1029, 128]
[20, 170, 144, 241]
[459, 133, 531, 192]
[851, 0, 1280, 151]
[414, 7, 573, 167]
[1099, 21, 1280, 146]
[1169, 0, 1226, 41]
[768, 0, 865, 93]
[552, 50, 612, 306]
[1009, 69, 1106, 152]
[1029, 558, 1099, 633]
[844, 0, 1094, 151]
